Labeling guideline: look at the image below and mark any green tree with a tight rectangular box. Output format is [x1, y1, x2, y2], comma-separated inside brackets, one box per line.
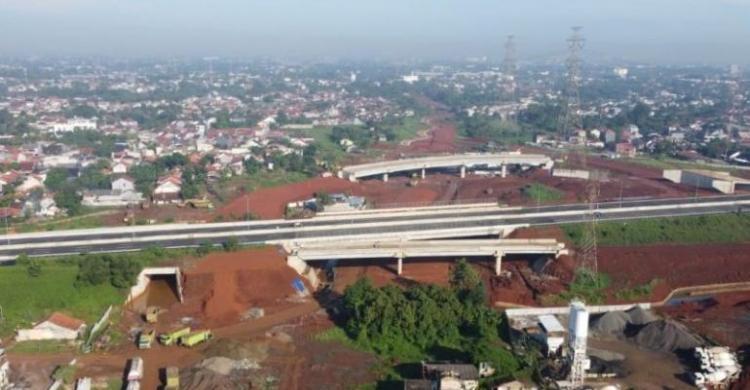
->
[44, 168, 69, 192]
[54, 186, 82, 215]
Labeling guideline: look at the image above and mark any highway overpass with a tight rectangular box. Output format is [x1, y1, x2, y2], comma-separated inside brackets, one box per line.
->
[338, 152, 554, 181]
[286, 238, 568, 275]
[0, 194, 747, 261]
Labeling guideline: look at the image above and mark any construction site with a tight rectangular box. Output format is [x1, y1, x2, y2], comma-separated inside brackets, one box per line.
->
[3, 28, 750, 390]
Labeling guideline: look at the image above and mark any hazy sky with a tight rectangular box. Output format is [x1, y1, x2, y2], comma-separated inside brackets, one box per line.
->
[1, 0, 749, 64]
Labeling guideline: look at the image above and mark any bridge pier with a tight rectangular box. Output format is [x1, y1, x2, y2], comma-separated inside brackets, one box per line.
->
[383, 173, 389, 182]
[494, 251, 505, 276]
[421, 168, 426, 179]
[501, 164, 507, 178]
[397, 256, 403, 275]
[460, 165, 466, 179]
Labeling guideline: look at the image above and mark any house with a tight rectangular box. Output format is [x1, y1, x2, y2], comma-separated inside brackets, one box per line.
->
[403, 362, 484, 390]
[111, 161, 128, 174]
[23, 195, 59, 218]
[153, 174, 182, 203]
[16, 175, 45, 194]
[16, 312, 86, 341]
[615, 142, 637, 158]
[112, 176, 136, 192]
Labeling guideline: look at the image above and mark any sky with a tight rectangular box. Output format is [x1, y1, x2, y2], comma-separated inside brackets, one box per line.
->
[1, 0, 749, 64]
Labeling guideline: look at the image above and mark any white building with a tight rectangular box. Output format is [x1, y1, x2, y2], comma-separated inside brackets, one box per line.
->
[50, 117, 98, 134]
[16, 312, 86, 341]
[112, 176, 136, 192]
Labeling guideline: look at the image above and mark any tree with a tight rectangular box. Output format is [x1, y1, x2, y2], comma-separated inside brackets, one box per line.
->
[76, 255, 110, 286]
[54, 186, 82, 215]
[109, 257, 142, 288]
[44, 168, 69, 192]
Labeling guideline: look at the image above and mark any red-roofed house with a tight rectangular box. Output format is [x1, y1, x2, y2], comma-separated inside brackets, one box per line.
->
[153, 174, 182, 203]
[16, 312, 86, 341]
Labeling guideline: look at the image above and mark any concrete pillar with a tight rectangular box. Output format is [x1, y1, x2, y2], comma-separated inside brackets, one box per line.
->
[421, 168, 426, 179]
[383, 173, 389, 182]
[397, 256, 403, 275]
[494, 251, 505, 276]
[460, 165, 466, 179]
[501, 164, 507, 178]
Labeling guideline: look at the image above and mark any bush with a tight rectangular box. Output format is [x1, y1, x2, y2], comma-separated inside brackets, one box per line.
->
[75, 254, 143, 289]
[222, 237, 240, 252]
[26, 259, 43, 277]
[196, 242, 214, 256]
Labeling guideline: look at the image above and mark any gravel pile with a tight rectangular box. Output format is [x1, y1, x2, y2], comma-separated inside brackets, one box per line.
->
[634, 319, 704, 352]
[626, 306, 658, 325]
[591, 311, 630, 337]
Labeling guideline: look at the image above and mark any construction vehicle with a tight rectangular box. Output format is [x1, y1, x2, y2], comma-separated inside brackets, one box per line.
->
[180, 198, 214, 209]
[164, 366, 179, 389]
[138, 329, 155, 349]
[179, 330, 213, 347]
[158, 327, 191, 346]
[144, 306, 160, 323]
[127, 357, 144, 381]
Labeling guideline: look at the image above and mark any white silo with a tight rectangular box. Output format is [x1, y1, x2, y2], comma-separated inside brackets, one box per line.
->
[568, 300, 591, 387]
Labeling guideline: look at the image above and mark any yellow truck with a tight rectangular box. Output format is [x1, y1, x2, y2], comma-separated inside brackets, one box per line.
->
[138, 329, 155, 349]
[164, 366, 179, 389]
[158, 327, 191, 346]
[179, 330, 213, 347]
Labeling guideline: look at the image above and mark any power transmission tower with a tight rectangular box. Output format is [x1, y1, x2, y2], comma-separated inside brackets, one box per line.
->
[559, 27, 599, 277]
[503, 35, 518, 100]
[560, 27, 584, 142]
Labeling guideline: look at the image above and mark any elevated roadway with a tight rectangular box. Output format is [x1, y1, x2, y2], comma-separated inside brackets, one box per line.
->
[286, 238, 568, 275]
[338, 152, 553, 181]
[0, 194, 747, 261]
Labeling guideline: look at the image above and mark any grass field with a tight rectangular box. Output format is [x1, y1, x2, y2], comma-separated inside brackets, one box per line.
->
[625, 156, 750, 174]
[389, 116, 427, 142]
[0, 262, 123, 336]
[521, 183, 564, 204]
[563, 213, 750, 246]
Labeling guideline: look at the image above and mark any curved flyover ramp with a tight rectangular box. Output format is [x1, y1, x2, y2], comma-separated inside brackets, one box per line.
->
[338, 152, 554, 181]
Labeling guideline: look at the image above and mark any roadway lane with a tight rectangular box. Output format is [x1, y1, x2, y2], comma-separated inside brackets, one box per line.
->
[0, 199, 744, 259]
[3, 194, 750, 246]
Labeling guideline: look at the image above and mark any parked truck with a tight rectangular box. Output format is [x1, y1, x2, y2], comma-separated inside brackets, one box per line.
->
[138, 329, 155, 349]
[159, 327, 191, 346]
[164, 366, 179, 389]
[127, 357, 144, 381]
[179, 330, 213, 347]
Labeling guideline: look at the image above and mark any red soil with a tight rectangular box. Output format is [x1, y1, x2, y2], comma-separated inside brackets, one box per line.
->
[597, 244, 750, 298]
[173, 246, 306, 328]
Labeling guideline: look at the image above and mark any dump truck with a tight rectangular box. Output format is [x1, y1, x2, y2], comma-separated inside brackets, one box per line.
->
[138, 329, 155, 349]
[179, 330, 213, 347]
[158, 327, 191, 346]
[164, 366, 179, 389]
[144, 306, 160, 323]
